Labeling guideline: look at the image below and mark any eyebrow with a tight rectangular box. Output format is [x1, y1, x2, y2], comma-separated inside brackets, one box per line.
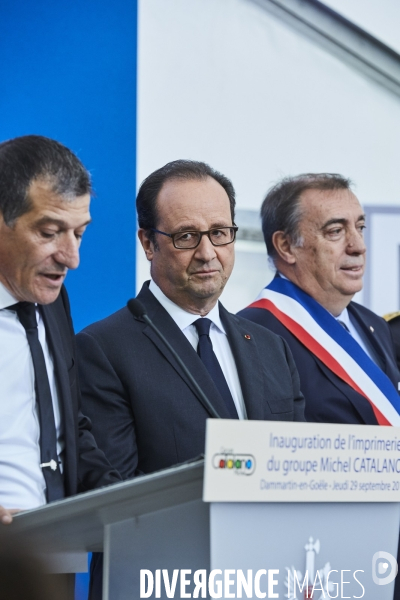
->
[34, 216, 92, 228]
[175, 222, 233, 232]
[321, 214, 366, 229]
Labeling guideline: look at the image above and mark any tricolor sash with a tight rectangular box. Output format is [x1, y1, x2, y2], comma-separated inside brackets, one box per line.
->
[249, 277, 400, 426]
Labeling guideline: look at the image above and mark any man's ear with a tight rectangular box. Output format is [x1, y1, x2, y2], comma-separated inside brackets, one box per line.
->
[272, 231, 297, 265]
[138, 229, 155, 262]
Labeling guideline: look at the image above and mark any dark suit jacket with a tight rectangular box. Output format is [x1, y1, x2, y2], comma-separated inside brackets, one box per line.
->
[386, 314, 400, 372]
[238, 301, 400, 425]
[40, 286, 121, 496]
[76, 283, 305, 479]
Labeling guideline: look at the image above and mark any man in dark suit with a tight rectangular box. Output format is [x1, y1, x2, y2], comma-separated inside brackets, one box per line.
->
[77, 160, 305, 599]
[0, 135, 120, 527]
[238, 173, 400, 425]
[77, 160, 305, 481]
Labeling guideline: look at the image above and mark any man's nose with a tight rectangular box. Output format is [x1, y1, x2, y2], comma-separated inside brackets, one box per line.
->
[194, 233, 218, 262]
[54, 235, 80, 270]
[347, 228, 366, 254]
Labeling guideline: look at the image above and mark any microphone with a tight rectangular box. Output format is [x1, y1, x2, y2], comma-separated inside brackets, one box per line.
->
[127, 299, 221, 419]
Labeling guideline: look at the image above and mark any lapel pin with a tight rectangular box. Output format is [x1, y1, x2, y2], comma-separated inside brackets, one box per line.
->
[370, 326, 374, 332]
[244, 334, 251, 340]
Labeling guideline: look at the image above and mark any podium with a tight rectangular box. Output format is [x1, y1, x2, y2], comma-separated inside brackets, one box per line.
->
[12, 460, 209, 599]
[12, 420, 400, 599]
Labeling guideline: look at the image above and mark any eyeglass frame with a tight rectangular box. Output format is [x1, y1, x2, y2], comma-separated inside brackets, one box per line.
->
[150, 225, 239, 249]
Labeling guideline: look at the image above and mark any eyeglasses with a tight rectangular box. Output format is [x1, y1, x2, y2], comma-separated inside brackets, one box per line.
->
[151, 226, 238, 249]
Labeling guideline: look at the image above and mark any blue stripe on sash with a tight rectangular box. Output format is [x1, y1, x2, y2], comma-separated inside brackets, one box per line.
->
[266, 278, 400, 414]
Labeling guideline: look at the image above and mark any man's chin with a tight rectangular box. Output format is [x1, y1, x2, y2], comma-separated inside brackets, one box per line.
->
[31, 285, 63, 305]
[340, 283, 363, 299]
[338, 272, 363, 292]
[190, 281, 225, 300]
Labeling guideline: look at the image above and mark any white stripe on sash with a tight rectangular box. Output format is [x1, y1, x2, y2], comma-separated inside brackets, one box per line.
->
[255, 288, 400, 426]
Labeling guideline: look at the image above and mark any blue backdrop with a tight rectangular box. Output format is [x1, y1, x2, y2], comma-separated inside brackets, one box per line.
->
[0, 0, 138, 332]
[0, 1, 138, 597]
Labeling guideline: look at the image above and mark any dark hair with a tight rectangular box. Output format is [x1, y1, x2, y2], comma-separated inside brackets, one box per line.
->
[0, 134, 91, 225]
[261, 173, 352, 263]
[136, 159, 236, 244]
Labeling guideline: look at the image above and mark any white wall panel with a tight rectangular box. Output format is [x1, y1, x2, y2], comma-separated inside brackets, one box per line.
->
[137, 0, 400, 313]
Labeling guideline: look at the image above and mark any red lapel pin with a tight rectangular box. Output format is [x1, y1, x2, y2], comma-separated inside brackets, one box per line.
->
[244, 334, 251, 340]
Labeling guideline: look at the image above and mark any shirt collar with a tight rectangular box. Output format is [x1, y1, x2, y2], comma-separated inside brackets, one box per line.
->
[148, 279, 226, 334]
[0, 281, 18, 310]
[335, 307, 351, 328]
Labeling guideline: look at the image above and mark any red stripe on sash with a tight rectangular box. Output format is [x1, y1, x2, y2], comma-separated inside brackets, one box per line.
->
[249, 298, 390, 426]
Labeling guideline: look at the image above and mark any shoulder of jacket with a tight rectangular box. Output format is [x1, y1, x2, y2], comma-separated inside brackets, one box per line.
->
[383, 311, 400, 323]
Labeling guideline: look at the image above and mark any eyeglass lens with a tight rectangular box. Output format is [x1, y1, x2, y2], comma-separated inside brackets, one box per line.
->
[174, 228, 235, 248]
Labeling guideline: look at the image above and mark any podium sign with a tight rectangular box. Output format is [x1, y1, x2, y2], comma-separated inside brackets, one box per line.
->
[204, 420, 400, 502]
[204, 420, 400, 599]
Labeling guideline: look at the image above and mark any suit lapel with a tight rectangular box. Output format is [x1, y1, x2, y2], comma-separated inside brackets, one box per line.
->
[40, 302, 76, 490]
[137, 285, 231, 419]
[219, 304, 265, 420]
[348, 304, 388, 372]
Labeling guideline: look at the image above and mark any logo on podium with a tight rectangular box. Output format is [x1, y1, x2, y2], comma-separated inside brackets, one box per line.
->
[285, 537, 335, 599]
[212, 452, 256, 475]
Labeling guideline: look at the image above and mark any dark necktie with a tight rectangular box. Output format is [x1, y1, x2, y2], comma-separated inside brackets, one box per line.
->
[338, 320, 350, 333]
[194, 318, 238, 419]
[8, 302, 64, 502]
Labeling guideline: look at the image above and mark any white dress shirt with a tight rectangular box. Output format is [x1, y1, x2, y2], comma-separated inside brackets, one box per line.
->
[0, 281, 64, 509]
[149, 280, 247, 419]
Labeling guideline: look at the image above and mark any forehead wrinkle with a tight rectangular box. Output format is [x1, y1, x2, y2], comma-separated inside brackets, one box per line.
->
[300, 188, 362, 218]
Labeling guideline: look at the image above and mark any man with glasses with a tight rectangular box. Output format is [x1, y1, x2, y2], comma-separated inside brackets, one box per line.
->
[77, 159, 304, 597]
[77, 158, 304, 487]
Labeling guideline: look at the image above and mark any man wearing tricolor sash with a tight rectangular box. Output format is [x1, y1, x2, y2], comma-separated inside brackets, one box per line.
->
[239, 173, 400, 426]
